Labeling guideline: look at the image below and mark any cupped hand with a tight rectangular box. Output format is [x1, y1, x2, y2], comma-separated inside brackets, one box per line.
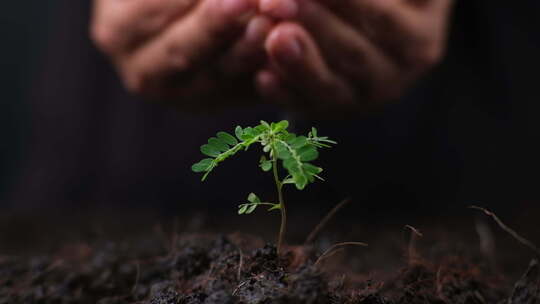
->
[256, 0, 454, 113]
[91, 0, 273, 108]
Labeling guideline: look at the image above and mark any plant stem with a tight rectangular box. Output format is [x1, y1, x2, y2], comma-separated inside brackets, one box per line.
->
[272, 150, 286, 255]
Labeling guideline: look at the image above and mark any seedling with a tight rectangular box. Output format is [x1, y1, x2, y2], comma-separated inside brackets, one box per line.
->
[192, 120, 336, 254]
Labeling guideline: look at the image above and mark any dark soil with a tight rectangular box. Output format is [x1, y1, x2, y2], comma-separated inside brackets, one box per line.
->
[1, 223, 539, 304]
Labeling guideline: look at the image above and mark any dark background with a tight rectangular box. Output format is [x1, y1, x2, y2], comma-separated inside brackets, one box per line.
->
[1, 1, 540, 220]
[0, 2, 54, 203]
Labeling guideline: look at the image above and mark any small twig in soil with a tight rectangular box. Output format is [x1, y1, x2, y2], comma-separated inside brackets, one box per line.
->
[469, 206, 540, 257]
[405, 225, 423, 238]
[315, 248, 346, 267]
[305, 198, 352, 245]
[404, 225, 423, 265]
[237, 247, 244, 282]
[314, 242, 368, 267]
[232, 280, 249, 296]
[509, 259, 540, 304]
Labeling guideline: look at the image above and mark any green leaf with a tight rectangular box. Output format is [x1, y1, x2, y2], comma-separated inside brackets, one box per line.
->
[247, 193, 260, 204]
[313, 174, 325, 181]
[303, 163, 323, 183]
[303, 163, 323, 175]
[283, 177, 295, 185]
[217, 132, 238, 146]
[272, 120, 289, 133]
[241, 127, 255, 140]
[298, 146, 319, 162]
[246, 204, 257, 214]
[294, 174, 308, 190]
[235, 126, 244, 140]
[307, 129, 338, 148]
[261, 161, 272, 172]
[304, 164, 323, 183]
[283, 132, 295, 142]
[191, 158, 213, 173]
[238, 205, 248, 214]
[201, 144, 221, 157]
[260, 121, 271, 129]
[208, 137, 229, 152]
[260, 156, 272, 172]
[275, 142, 291, 159]
[254, 125, 267, 133]
[283, 158, 299, 173]
[325, 139, 338, 144]
[194, 120, 331, 193]
[267, 204, 281, 211]
[288, 136, 308, 149]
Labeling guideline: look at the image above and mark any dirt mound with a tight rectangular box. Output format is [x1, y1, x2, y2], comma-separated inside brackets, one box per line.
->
[1, 232, 538, 304]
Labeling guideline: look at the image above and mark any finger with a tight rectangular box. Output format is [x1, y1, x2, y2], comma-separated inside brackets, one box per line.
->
[313, 0, 411, 50]
[220, 15, 274, 77]
[400, 0, 455, 67]
[293, 0, 402, 101]
[406, 0, 454, 13]
[318, 0, 406, 30]
[317, 0, 452, 68]
[92, 0, 196, 54]
[265, 22, 355, 107]
[123, 0, 257, 97]
[259, 0, 298, 19]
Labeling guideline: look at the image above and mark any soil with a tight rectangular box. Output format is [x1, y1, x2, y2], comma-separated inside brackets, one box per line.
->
[0, 209, 539, 304]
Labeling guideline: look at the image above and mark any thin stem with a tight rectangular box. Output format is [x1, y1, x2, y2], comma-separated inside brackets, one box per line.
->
[305, 198, 351, 244]
[314, 242, 368, 267]
[470, 206, 540, 257]
[272, 149, 286, 255]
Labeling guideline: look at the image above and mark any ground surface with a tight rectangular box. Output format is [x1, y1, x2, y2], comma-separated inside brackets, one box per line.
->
[0, 208, 539, 303]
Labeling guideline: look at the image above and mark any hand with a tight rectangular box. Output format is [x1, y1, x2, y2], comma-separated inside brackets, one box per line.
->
[256, 0, 454, 113]
[91, 0, 273, 108]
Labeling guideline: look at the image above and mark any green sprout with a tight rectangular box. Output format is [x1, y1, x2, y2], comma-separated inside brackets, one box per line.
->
[192, 120, 336, 254]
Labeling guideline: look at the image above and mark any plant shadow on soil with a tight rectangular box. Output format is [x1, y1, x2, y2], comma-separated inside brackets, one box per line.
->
[0, 208, 539, 304]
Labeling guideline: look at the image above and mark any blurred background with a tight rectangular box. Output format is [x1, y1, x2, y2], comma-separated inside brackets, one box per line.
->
[1, 2, 52, 206]
[1, 1, 540, 225]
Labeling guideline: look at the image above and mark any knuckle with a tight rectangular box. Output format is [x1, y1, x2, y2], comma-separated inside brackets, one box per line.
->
[165, 46, 192, 74]
[412, 40, 445, 70]
[120, 65, 154, 97]
[122, 69, 150, 96]
[197, 0, 236, 39]
[90, 23, 117, 54]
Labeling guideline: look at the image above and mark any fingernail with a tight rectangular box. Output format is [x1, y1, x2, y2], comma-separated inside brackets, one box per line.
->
[275, 36, 302, 64]
[221, 0, 252, 17]
[246, 16, 272, 43]
[260, 0, 298, 19]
